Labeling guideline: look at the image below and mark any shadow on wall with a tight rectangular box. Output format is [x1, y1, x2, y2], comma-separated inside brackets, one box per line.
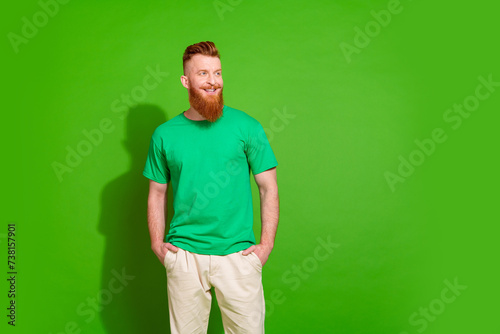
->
[97, 104, 224, 333]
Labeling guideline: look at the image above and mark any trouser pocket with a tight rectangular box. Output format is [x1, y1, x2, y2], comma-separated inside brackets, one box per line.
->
[243, 251, 262, 272]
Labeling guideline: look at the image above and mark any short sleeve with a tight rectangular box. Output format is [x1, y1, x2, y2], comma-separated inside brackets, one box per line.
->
[143, 137, 170, 184]
[246, 121, 278, 175]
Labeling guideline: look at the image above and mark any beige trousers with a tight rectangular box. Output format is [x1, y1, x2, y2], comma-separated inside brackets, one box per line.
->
[163, 247, 265, 334]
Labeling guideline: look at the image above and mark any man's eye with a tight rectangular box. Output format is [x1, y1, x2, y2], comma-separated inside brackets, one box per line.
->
[200, 72, 206, 75]
[216, 72, 221, 76]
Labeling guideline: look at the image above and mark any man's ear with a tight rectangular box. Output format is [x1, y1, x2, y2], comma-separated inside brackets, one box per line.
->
[180, 75, 189, 89]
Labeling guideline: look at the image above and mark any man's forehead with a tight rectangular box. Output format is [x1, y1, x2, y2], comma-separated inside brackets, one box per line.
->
[186, 55, 221, 72]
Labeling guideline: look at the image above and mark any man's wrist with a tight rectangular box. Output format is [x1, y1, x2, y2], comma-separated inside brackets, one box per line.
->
[260, 242, 274, 251]
[151, 240, 164, 249]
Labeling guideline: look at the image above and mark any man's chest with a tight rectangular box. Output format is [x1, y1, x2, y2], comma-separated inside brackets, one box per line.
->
[164, 131, 247, 173]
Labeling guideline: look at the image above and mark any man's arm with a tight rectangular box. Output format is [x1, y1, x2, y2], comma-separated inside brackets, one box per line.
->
[147, 179, 179, 264]
[242, 167, 279, 266]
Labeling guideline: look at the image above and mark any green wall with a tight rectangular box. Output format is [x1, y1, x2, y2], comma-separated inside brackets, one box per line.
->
[3, 0, 499, 333]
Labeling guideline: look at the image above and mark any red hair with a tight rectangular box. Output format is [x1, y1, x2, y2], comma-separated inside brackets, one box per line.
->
[183, 41, 220, 73]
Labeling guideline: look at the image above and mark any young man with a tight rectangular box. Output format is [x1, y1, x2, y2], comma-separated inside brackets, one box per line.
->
[143, 41, 279, 333]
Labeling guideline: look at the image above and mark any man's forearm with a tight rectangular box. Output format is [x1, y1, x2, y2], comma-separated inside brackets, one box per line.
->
[148, 194, 167, 246]
[259, 187, 279, 249]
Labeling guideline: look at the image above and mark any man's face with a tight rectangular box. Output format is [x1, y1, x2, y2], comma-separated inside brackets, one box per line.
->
[182, 54, 224, 122]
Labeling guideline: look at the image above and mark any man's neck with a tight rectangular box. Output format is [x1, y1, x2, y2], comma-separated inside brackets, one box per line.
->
[184, 107, 206, 121]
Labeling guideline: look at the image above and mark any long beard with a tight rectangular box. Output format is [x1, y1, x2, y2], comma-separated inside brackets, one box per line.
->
[188, 85, 224, 122]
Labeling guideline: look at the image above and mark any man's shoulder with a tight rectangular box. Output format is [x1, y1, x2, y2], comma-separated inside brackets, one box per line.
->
[160, 112, 186, 128]
[224, 105, 260, 126]
[150, 112, 185, 140]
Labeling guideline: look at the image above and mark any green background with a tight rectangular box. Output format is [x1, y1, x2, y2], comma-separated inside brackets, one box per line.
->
[3, 0, 499, 333]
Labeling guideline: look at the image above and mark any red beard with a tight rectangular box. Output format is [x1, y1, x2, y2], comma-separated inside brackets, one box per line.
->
[188, 85, 224, 122]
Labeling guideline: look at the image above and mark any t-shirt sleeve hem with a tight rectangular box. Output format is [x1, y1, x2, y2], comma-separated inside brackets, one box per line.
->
[142, 171, 168, 184]
[251, 162, 278, 176]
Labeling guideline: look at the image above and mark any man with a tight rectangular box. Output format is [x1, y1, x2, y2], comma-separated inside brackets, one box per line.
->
[143, 41, 279, 333]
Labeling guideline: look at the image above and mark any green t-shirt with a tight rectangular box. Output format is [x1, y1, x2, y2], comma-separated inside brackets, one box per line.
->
[143, 105, 278, 255]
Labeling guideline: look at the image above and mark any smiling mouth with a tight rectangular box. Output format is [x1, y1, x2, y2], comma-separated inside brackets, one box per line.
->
[202, 88, 221, 95]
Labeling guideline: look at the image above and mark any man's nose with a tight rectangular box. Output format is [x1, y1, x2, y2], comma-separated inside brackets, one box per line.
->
[207, 73, 216, 85]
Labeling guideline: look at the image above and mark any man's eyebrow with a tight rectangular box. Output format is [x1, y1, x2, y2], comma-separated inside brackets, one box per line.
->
[198, 68, 222, 72]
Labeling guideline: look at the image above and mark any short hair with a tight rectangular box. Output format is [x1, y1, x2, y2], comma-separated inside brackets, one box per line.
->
[182, 41, 220, 73]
